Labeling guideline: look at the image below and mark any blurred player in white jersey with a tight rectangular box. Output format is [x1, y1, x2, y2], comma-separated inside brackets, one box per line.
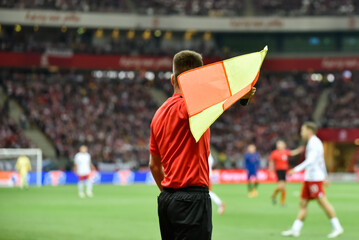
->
[15, 155, 31, 189]
[74, 145, 95, 198]
[208, 153, 225, 215]
[282, 122, 343, 238]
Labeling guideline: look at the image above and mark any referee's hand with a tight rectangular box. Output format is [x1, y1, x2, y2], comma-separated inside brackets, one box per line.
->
[242, 87, 256, 99]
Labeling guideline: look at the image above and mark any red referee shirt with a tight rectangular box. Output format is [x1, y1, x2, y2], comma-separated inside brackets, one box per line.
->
[269, 149, 291, 170]
[150, 93, 210, 189]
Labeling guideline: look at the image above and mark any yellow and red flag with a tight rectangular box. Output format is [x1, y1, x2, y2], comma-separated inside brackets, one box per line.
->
[178, 46, 268, 142]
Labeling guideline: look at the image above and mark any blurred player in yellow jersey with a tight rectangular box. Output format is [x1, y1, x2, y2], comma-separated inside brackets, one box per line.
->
[15, 155, 31, 189]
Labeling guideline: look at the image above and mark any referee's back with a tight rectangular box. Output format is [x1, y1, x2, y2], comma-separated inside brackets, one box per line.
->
[150, 92, 210, 188]
[149, 50, 212, 240]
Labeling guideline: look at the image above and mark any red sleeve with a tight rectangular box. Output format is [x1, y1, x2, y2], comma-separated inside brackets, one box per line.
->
[150, 124, 160, 155]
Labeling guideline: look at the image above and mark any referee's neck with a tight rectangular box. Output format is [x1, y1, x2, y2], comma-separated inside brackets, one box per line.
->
[173, 87, 182, 95]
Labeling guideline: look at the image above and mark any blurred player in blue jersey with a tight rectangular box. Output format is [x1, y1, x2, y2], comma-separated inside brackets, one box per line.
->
[244, 144, 260, 198]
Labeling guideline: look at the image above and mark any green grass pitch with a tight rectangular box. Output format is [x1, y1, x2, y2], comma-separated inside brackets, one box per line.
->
[0, 183, 358, 240]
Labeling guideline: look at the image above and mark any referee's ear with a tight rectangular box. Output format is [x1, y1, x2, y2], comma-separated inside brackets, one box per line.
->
[171, 74, 175, 86]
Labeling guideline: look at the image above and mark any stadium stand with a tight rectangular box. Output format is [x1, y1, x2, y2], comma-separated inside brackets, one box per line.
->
[157, 71, 328, 166]
[0, 0, 130, 13]
[1, 69, 359, 169]
[154, 70, 359, 166]
[4, 69, 355, 168]
[0, 77, 33, 148]
[322, 71, 359, 128]
[3, 71, 157, 168]
[131, 0, 244, 16]
[254, 0, 358, 16]
[0, 104, 34, 148]
[0, 0, 357, 16]
[0, 1, 358, 169]
[0, 0, 244, 16]
[0, 26, 222, 57]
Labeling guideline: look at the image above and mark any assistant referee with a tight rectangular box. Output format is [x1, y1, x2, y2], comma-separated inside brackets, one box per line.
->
[150, 50, 212, 239]
[150, 50, 255, 239]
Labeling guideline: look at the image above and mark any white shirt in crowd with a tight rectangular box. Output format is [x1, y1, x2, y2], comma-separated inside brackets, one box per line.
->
[74, 152, 92, 176]
[294, 135, 327, 181]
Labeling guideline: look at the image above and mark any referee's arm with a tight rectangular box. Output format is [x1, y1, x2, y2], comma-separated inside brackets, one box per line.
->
[149, 154, 164, 191]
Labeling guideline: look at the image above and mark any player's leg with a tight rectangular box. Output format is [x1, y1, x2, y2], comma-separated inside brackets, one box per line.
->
[254, 179, 259, 190]
[247, 182, 252, 192]
[247, 173, 253, 197]
[317, 196, 344, 238]
[271, 183, 281, 204]
[296, 198, 309, 221]
[282, 198, 308, 237]
[272, 171, 286, 205]
[282, 182, 311, 237]
[78, 177, 85, 198]
[85, 176, 93, 197]
[209, 191, 225, 215]
[248, 173, 257, 197]
[24, 172, 29, 189]
[20, 172, 26, 189]
[279, 180, 286, 206]
[253, 173, 259, 197]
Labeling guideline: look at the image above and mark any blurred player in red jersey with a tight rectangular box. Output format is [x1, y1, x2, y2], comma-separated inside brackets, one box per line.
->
[269, 140, 303, 206]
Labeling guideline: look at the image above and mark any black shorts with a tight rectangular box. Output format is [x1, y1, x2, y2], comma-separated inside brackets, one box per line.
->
[276, 170, 287, 181]
[158, 186, 212, 240]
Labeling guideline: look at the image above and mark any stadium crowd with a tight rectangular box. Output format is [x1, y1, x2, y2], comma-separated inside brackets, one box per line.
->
[0, 97, 34, 148]
[3, 71, 157, 169]
[0, 0, 357, 16]
[131, 0, 244, 16]
[0, 0, 130, 13]
[0, 27, 222, 58]
[155, 72, 326, 167]
[254, 0, 358, 16]
[322, 71, 359, 128]
[210, 72, 325, 167]
[1, 70, 358, 168]
[0, 0, 244, 16]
